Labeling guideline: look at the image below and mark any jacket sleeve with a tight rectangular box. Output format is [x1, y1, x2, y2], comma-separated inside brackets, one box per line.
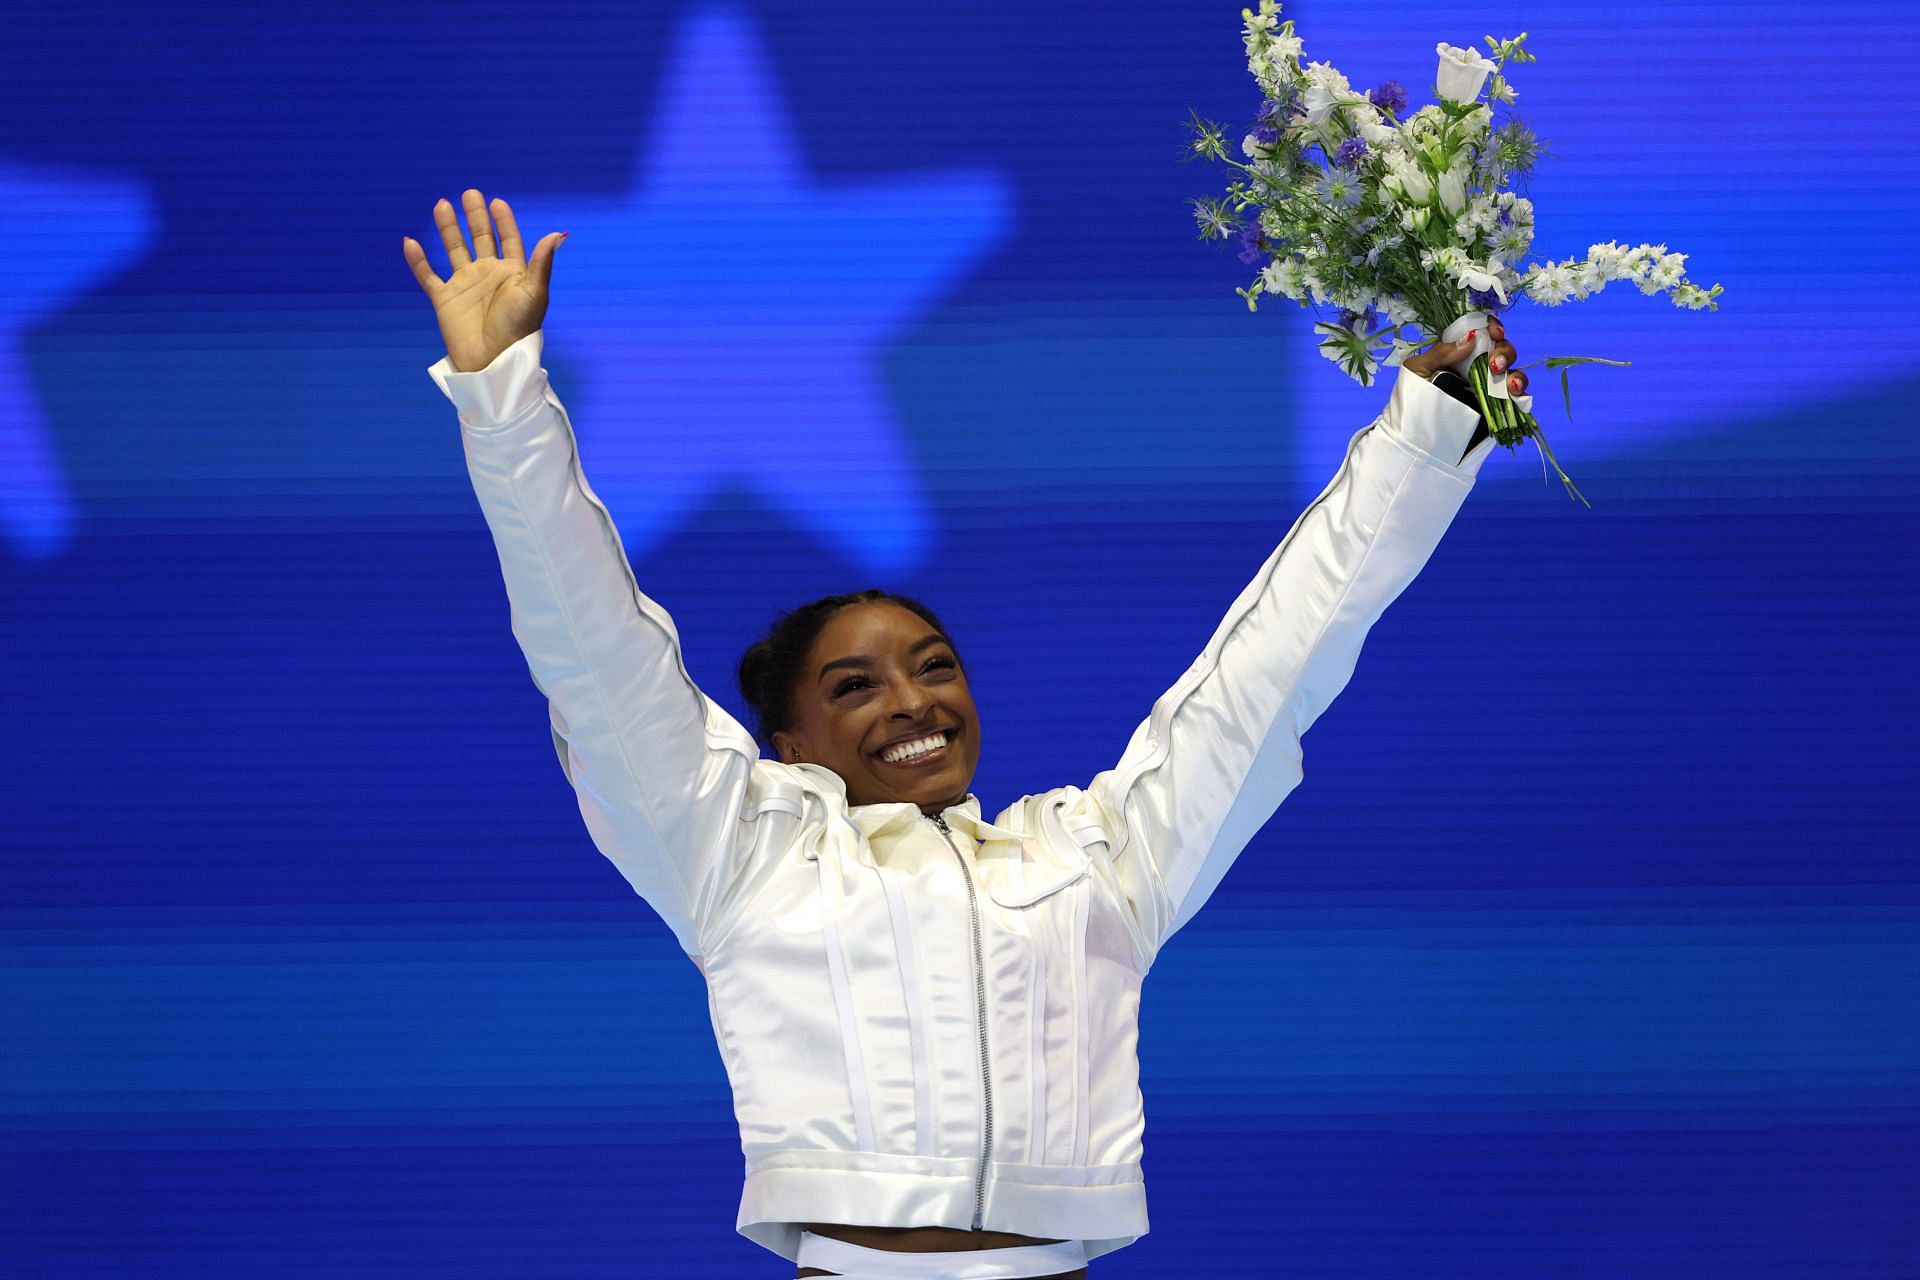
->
[429, 330, 761, 955]
[1083, 368, 1494, 961]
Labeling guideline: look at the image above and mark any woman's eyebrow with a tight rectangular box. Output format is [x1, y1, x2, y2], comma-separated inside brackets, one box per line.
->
[817, 634, 948, 683]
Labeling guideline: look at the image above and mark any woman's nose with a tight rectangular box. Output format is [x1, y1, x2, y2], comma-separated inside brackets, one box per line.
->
[886, 681, 934, 718]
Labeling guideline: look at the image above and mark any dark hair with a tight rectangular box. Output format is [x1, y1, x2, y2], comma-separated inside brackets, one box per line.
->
[736, 589, 967, 753]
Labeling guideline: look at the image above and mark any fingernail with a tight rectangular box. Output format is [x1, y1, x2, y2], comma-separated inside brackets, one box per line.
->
[559, 231, 570, 240]
[1464, 329, 1477, 343]
[1491, 356, 1505, 371]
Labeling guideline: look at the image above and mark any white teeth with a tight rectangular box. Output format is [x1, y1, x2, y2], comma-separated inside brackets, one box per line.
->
[881, 731, 948, 764]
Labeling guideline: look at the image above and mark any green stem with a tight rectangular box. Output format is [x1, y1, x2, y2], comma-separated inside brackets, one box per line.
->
[1524, 414, 1592, 508]
[1470, 361, 1591, 507]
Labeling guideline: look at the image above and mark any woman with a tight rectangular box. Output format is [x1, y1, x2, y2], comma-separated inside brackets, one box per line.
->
[403, 189, 1521, 1279]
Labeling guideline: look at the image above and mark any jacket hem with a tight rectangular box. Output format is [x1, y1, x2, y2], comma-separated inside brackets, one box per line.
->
[736, 1154, 1147, 1263]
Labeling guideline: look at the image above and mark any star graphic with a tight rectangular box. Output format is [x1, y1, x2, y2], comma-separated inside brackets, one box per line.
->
[475, 2, 1014, 575]
[0, 161, 156, 560]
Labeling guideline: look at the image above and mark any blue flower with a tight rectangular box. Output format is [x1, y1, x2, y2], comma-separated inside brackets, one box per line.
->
[1466, 286, 1510, 315]
[1253, 120, 1281, 145]
[1334, 136, 1369, 168]
[1368, 80, 1408, 116]
[1258, 95, 1289, 120]
[1338, 308, 1379, 333]
[1314, 166, 1363, 209]
[1237, 221, 1265, 264]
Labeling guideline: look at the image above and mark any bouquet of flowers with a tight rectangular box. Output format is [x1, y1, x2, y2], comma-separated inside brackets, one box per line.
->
[1186, 0, 1722, 504]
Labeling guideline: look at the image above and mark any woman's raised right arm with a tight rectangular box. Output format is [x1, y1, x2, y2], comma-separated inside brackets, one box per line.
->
[408, 191, 761, 956]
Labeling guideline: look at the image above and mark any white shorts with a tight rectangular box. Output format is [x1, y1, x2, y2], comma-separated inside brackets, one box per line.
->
[793, 1231, 1090, 1279]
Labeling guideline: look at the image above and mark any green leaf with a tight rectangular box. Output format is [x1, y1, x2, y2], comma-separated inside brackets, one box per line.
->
[1540, 355, 1631, 421]
[1542, 355, 1632, 369]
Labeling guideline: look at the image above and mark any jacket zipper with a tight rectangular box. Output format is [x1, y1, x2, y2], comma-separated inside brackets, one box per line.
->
[928, 811, 992, 1230]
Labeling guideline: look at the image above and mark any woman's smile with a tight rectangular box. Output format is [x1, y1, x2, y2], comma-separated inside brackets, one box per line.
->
[873, 728, 958, 769]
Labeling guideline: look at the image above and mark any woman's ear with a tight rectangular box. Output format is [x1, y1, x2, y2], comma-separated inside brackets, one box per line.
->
[772, 731, 803, 764]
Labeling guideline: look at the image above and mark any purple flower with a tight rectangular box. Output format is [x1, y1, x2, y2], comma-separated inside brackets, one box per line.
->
[1334, 136, 1369, 168]
[1368, 79, 1408, 116]
[1465, 286, 1510, 315]
[1258, 95, 1288, 120]
[1338, 308, 1379, 333]
[1237, 221, 1265, 265]
[1253, 119, 1281, 145]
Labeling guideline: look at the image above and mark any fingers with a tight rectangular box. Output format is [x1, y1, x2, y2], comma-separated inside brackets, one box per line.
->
[400, 236, 444, 298]
[491, 197, 525, 264]
[462, 189, 496, 260]
[527, 229, 562, 294]
[1402, 330, 1478, 379]
[1485, 316, 1526, 393]
[433, 197, 471, 271]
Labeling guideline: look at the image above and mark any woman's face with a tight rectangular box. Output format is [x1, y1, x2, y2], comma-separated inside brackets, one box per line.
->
[772, 602, 981, 813]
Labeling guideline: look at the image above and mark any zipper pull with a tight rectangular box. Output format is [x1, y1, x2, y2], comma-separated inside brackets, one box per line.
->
[928, 813, 950, 834]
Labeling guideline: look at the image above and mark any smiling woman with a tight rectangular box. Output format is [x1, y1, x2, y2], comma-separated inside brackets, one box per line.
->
[738, 591, 983, 816]
[414, 187, 1504, 1279]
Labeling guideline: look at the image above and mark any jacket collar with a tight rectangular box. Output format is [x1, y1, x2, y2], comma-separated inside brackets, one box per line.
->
[793, 764, 1024, 843]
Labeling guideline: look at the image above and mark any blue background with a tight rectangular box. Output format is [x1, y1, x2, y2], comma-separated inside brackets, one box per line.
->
[4, 1, 1919, 1275]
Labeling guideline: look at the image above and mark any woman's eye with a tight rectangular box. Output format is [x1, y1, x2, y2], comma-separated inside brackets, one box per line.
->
[832, 657, 953, 698]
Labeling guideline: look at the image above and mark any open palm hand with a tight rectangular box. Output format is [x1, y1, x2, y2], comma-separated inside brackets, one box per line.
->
[402, 189, 563, 373]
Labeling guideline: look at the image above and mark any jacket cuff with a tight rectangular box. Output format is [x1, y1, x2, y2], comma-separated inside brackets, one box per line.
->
[1384, 367, 1495, 480]
[426, 330, 548, 429]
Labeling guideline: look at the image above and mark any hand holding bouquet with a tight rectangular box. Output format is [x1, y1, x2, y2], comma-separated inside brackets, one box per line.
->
[1186, 1, 1722, 504]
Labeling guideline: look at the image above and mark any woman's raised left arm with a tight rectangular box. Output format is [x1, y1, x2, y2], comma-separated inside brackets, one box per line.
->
[1081, 327, 1517, 963]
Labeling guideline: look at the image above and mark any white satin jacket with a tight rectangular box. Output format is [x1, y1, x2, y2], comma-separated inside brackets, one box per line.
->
[428, 330, 1492, 1264]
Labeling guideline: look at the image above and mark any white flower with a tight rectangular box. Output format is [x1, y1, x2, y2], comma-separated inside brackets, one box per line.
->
[1524, 262, 1574, 306]
[1304, 60, 1352, 95]
[1435, 42, 1498, 103]
[1352, 110, 1397, 149]
[1299, 81, 1338, 126]
[1436, 168, 1468, 217]
[1422, 244, 1467, 276]
[1672, 282, 1721, 310]
[1300, 61, 1355, 127]
[1383, 336, 1422, 368]
[1382, 294, 1421, 326]
[1458, 256, 1512, 304]
[1586, 241, 1637, 283]
[1386, 156, 1432, 206]
[1574, 259, 1607, 299]
[1242, 133, 1270, 159]
[1260, 257, 1309, 301]
[1646, 250, 1688, 291]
